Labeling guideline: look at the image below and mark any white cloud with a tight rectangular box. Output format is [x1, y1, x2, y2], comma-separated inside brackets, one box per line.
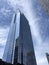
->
[0, 27, 9, 58]
[37, 57, 48, 65]
[7, 0, 32, 11]
[34, 39, 49, 65]
[0, 48, 4, 59]
[0, 7, 11, 16]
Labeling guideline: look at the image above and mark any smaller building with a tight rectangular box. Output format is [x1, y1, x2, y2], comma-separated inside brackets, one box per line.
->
[46, 53, 49, 64]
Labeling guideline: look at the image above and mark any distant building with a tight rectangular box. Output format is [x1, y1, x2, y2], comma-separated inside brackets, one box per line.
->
[46, 53, 49, 63]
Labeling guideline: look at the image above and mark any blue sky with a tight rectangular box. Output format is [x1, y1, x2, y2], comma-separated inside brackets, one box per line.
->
[0, 0, 49, 65]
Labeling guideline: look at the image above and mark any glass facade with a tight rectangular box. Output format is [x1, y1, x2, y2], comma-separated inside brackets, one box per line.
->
[18, 13, 37, 65]
[2, 11, 20, 64]
[2, 12, 37, 65]
[2, 14, 16, 63]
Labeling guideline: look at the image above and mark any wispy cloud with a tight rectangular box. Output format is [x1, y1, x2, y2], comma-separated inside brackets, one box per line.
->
[0, 27, 9, 58]
[0, 7, 11, 16]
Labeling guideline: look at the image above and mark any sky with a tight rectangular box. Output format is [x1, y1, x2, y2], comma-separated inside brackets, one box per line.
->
[0, 0, 49, 65]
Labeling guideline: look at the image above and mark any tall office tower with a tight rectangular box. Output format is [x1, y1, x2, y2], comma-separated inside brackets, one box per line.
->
[2, 12, 37, 65]
[18, 13, 37, 65]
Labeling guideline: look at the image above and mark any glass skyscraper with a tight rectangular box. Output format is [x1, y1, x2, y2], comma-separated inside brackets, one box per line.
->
[2, 12, 37, 65]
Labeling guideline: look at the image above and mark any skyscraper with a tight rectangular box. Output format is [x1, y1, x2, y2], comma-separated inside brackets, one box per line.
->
[2, 12, 37, 65]
[19, 13, 37, 65]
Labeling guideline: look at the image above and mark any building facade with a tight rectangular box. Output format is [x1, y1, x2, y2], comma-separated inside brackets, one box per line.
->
[2, 12, 37, 65]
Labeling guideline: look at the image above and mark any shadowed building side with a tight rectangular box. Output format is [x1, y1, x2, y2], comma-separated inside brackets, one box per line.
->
[14, 38, 19, 64]
[18, 13, 37, 65]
